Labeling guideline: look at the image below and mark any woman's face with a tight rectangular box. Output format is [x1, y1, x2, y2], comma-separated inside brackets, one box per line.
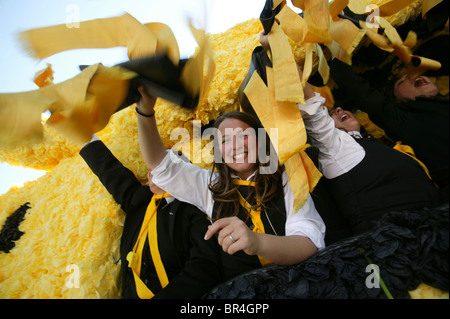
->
[394, 74, 439, 101]
[329, 107, 361, 133]
[218, 117, 258, 180]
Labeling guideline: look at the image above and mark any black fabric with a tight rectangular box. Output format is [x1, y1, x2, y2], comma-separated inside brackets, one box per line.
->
[80, 140, 223, 299]
[117, 55, 199, 110]
[423, 0, 449, 34]
[238, 46, 273, 116]
[414, 35, 449, 77]
[0, 202, 31, 253]
[330, 58, 449, 203]
[305, 146, 353, 245]
[325, 137, 442, 235]
[259, 0, 283, 35]
[204, 204, 449, 299]
[80, 54, 199, 110]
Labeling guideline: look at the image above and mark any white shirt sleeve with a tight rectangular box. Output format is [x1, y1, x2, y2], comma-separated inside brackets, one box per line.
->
[282, 171, 326, 250]
[151, 150, 216, 218]
[81, 134, 100, 148]
[152, 150, 327, 250]
[298, 93, 365, 179]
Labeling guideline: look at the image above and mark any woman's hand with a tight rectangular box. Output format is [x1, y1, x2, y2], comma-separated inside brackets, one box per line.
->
[259, 31, 270, 50]
[205, 216, 318, 266]
[136, 86, 157, 115]
[204, 217, 260, 256]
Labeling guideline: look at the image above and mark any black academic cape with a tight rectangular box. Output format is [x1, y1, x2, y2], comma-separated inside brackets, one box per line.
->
[325, 137, 442, 235]
[80, 140, 223, 299]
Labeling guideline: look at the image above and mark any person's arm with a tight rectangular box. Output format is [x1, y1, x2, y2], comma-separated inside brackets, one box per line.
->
[329, 58, 405, 137]
[136, 85, 214, 215]
[136, 86, 167, 170]
[204, 216, 317, 266]
[151, 150, 215, 218]
[298, 93, 365, 179]
[80, 137, 151, 213]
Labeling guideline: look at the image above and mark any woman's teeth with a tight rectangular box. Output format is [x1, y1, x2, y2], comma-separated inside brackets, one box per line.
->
[234, 153, 245, 160]
[414, 77, 426, 87]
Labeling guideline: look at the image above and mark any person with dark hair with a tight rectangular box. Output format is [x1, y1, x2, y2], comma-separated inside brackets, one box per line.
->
[382, 71, 441, 103]
[302, 100, 442, 234]
[329, 58, 449, 203]
[80, 135, 223, 299]
[136, 86, 325, 279]
[259, 33, 442, 236]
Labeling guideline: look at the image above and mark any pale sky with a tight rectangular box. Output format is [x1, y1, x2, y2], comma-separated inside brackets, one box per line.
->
[0, 0, 279, 195]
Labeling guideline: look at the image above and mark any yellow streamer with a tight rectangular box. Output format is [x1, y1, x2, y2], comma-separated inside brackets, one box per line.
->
[180, 22, 214, 103]
[285, 148, 322, 213]
[245, 68, 305, 163]
[243, 68, 321, 210]
[268, 22, 305, 103]
[1, 13, 213, 146]
[20, 13, 163, 61]
[276, 4, 308, 44]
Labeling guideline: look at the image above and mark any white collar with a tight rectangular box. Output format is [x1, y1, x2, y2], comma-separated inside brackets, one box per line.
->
[230, 170, 257, 181]
[348, 131, 363, 139]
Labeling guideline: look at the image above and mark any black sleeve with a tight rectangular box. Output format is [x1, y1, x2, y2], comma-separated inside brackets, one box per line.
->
[329, 58, 407, 138]
[80, 140, 151, 214]
[153, 208, 223, 299]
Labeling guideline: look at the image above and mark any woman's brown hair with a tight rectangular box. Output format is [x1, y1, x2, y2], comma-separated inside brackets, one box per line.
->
[208, 111, 284, 220]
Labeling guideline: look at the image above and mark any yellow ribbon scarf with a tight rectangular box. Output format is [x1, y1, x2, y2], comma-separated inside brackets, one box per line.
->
[232, 179, 273, 267]
[393, 142, 434, 183]
[126, 192, 171, 299]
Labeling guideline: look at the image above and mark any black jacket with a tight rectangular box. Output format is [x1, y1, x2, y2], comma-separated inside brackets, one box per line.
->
[330, 58, 449, 202]
[80, 140, 223, 298]
[325, 137, 442, 234]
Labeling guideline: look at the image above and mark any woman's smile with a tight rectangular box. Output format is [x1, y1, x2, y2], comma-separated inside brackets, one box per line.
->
[218, 118, 258, 179]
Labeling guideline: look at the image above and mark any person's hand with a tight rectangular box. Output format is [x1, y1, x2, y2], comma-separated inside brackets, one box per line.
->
[204, 216, 260, 256]
[259, 31, 270, 50]
[136, 86, 157, 115]
[296, 65, 315, 100]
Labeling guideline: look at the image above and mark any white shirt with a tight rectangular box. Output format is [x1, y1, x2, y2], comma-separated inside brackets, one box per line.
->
[298, 93, 366, 179]
[151, 150, 326, 249]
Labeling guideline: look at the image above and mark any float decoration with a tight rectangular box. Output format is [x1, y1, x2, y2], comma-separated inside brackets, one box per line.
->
[0, 0, 448, 299]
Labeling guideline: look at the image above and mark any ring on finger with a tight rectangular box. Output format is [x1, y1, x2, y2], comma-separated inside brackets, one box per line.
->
[229, 234, 236, 243]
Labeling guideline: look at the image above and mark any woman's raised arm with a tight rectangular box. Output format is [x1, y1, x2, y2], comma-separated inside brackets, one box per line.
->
[136, 86, 168, 170]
